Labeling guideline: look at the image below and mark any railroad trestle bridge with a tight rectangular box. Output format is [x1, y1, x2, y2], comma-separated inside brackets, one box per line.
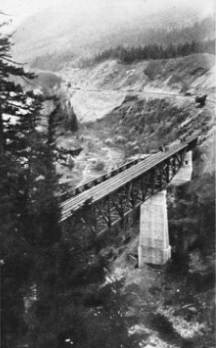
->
[60, 135, 198, 265]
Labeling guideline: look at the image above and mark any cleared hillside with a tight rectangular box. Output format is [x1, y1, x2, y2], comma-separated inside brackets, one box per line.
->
[59, 53, 215, 122]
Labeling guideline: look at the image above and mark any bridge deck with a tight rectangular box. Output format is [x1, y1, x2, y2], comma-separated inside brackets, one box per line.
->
[60, 136, 197, 221]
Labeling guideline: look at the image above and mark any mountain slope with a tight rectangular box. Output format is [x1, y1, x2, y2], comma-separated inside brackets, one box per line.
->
[59, 53, 215, 122]
[12, 0, 214, 68]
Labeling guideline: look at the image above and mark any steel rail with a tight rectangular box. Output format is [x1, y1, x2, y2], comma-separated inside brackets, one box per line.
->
[60, 138, 193, 214]
[60, 136, 197, 221]
[61, 144, 181, 215]
[58, 156, 145, 200]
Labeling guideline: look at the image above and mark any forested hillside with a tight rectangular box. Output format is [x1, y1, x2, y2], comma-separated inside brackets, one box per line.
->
[90, 39, 215, 66]
[31, 17, 215, 71]
[12, 0, 214, 71]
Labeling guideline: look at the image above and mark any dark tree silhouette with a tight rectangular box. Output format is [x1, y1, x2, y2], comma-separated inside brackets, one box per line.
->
[0, 17, 136, 348]
[0, 22, 61, 348]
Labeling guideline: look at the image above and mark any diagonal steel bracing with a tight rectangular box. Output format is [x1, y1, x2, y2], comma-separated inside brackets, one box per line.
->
[60, 136, 197, 235]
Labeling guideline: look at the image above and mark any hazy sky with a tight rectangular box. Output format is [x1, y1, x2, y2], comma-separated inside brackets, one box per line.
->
[1, 0, 215, 28]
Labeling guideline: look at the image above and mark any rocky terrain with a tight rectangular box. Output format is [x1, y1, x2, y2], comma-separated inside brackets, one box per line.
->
[61, 53, 215, 122]
[44, 53, 214, 189]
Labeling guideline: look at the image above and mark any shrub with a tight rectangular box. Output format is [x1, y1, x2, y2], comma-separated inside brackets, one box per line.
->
[92, 161, 105, 171]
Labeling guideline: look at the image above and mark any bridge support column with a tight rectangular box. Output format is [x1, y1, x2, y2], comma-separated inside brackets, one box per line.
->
[138, 190, 171, 267]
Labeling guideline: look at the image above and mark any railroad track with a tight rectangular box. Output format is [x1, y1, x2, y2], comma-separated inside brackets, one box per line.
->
[71, 86, 216, 105]
[60, 135, 197, 222]
[59, 155, 146, 201]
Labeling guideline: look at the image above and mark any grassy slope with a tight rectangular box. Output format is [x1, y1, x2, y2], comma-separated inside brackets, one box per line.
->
[65, 53, 215, 91]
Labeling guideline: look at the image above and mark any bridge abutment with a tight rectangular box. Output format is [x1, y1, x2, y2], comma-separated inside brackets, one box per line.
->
[138, 190, 171, 267]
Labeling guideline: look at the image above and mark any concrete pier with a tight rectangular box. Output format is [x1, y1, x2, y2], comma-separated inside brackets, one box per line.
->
[138, 190, 171, 267]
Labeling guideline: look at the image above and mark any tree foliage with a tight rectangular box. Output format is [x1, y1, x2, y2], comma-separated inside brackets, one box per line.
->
[0, 23, 61, 348]
[93, 39, 215, 65]
[0, 20, 133, 348]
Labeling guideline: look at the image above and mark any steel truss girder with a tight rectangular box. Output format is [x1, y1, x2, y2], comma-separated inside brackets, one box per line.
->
[67, 151, 187, 235]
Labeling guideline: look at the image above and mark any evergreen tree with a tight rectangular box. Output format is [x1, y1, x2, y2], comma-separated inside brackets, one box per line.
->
[0, 17, 134, 348]
[0, 21, 61, 348]
[0, 22, 38, 348]
[63, 100, 78, 132]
